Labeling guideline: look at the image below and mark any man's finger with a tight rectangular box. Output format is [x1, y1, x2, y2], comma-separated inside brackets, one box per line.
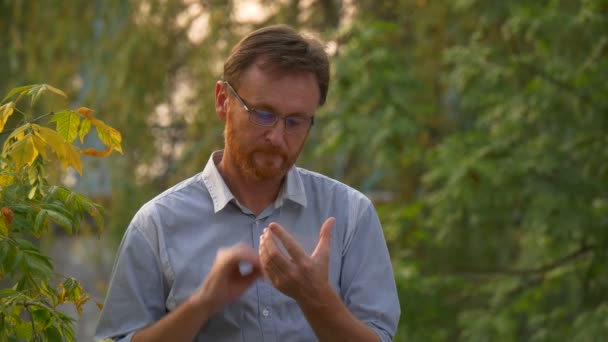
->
[312, 217, 335, 260]
[259, 229, 291, 275]
[267, 222, 307, 261]
[228, 243, 261, 268]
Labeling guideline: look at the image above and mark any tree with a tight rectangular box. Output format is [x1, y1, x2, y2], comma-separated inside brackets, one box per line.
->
[0, 84, 122, 341]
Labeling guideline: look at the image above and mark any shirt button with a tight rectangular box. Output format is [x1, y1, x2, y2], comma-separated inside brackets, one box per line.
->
[262, 308, 270, 317]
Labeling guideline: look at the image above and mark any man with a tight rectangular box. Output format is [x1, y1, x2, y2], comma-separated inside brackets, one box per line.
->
[96, 25, 400, 341]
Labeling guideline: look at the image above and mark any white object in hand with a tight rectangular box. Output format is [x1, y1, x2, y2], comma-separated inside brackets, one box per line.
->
[239, 261, 253, 276]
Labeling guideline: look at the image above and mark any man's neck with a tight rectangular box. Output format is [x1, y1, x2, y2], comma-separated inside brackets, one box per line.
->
[216, 152, 284, 216]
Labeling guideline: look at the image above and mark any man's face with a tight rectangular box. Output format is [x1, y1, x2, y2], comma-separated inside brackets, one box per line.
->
[223, 64, 320, 181]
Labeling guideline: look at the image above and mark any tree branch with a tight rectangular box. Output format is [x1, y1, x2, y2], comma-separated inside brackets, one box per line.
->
[452, 244, 598, 278]
[516, 61, 602, 111]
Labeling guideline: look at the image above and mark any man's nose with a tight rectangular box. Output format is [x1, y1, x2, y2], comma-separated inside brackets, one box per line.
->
[264, 119, 287, 145]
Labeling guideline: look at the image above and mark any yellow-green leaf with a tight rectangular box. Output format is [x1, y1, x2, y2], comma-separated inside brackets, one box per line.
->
[74, 293, 91, 316]
[78, 117, 91, 143]
[93, 119, 123, 154]
[32, 134, 48, 160]
[0, 102, 15, 134]
[3, 123, 31, 151]
[26, 84, 66, 107]
[1, 84, 34, 103]
[45, 84, 67, 99]
[33, 125, 82, 174]
[0, 172, 16, 187]
[63, 141, 82, 175]
[6, 133, 39, 169]
[28, 185, 37, 199]
[0, 217, 8, 239]
[32, 125, 65, 154]
[51, 110, 80, 143]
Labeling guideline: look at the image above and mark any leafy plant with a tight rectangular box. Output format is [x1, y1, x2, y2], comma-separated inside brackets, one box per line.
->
[0, 84, 122, 341]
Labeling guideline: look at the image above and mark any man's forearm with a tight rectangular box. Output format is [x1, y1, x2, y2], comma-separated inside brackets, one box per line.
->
[132, 295, 214, 342]
[131, 244, 262, 341]
[298, 285, 379, 342]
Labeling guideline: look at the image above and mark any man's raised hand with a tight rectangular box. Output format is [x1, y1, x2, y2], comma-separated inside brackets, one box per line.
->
[259, 217, 336, 302]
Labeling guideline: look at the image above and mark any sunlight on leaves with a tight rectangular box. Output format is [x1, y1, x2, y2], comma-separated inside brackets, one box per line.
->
[0, 102, 15, 133]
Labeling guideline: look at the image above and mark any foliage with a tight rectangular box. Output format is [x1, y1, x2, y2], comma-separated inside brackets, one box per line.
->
[2, 0, 607, 341]
[314, 0, 607, 340]
[0, 85, 122, 341]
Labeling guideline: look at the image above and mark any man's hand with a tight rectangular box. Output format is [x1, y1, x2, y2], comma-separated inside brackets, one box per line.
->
[259, 219, 380, 341]
[193, 243, 262, 314]
[259, 217, 335, 302]
[133, 243, 262, 342]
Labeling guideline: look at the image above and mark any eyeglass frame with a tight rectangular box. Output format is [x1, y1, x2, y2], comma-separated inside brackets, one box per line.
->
[223, 81, 315, 134]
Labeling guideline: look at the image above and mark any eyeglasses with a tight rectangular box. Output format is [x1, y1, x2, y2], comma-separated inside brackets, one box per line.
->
[224, 81, 314, 134]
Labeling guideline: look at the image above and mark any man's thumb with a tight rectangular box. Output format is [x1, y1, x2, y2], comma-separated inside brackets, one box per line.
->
[313, 217, 335, 259]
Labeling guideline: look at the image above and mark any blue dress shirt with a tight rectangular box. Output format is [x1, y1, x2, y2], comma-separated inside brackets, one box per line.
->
[95, 151, 400, 341]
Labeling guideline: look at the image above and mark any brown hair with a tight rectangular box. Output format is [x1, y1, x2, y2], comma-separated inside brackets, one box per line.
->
[223, 25, 330, 106]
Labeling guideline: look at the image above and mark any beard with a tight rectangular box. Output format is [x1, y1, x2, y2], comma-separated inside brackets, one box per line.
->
[224, 116, 301, 181]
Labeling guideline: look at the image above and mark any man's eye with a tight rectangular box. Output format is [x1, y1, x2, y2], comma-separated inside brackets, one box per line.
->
[285, 117, 306, 128]
[254, 111, 276, 124]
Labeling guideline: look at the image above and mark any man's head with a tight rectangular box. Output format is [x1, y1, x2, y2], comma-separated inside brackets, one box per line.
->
[223, 25, 330, 106]
[216, 25, 330, 182]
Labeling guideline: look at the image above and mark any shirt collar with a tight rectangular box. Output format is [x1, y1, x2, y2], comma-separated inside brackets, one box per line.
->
[201, 150, 307, 213]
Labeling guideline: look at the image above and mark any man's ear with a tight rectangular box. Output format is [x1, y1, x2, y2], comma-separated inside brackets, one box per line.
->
[215, 81, 228, 121]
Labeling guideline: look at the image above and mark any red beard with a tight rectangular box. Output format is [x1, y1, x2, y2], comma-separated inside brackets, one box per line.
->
[225, 116, 297, 181]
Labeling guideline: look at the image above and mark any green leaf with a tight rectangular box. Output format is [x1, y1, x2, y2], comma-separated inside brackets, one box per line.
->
[45, 325, 63, 342]
[14, 323, 33, 341]
[50, 110, 81, 143]
[2, 245, 22, 275]
[31, 308, 50, 326]
[45, 209, 73, 235]
[41, 202, 75, 221]
[23, 250, 54, 277]
[80, 200, 104, 232]
[33, 209, 48, 236]
[0, 288, 18, 297]
[63, 278, 79, 294]
[15, 238, 38, 251]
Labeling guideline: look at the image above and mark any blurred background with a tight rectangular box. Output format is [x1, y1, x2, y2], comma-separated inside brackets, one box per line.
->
[2, 0, 607, 340]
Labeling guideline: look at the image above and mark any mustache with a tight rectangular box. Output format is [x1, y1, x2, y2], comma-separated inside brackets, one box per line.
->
[252, 144, 287, 157]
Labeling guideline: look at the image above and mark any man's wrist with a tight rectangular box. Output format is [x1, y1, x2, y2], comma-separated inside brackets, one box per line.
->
[188, 289, 219, 318]
[296, 282, 338, 314]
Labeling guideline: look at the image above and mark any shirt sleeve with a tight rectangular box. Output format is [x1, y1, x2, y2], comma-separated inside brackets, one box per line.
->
[95, 222, 168, 341]
[340, 202, 401, 341]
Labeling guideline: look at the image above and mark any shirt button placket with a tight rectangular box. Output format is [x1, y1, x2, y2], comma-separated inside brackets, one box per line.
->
[255, 218, 276, 340]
